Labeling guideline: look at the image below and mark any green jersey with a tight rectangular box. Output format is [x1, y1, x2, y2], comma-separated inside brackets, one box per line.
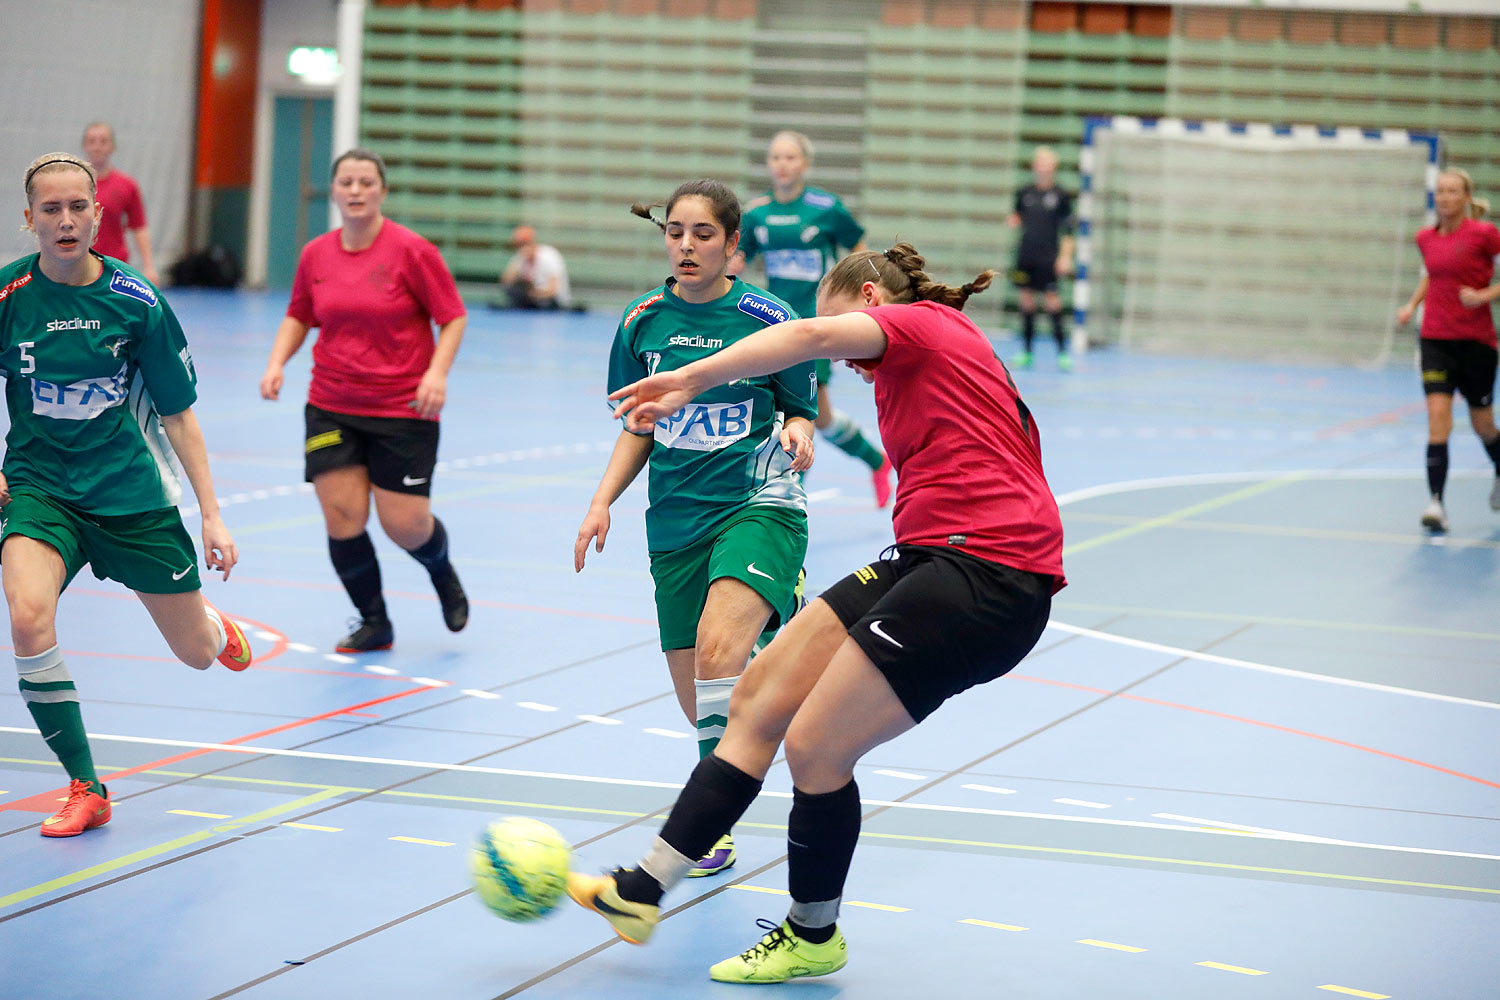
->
[608, 277, 817, 552]
[739, 186, 865, 319]
[0, 253, 197, 515]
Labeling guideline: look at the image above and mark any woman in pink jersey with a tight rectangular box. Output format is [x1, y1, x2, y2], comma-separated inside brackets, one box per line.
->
[260, 149, 469, 652]
[569, 243, 1065, 984]
[1396, 168, 1500, 532]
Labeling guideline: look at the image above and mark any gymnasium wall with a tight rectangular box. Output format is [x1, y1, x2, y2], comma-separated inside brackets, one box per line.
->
[0, 0, 200, 272]
[359, 0, 1498, 313]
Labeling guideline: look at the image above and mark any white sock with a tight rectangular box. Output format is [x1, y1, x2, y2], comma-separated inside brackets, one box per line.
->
[204, 605, 228, 656]
[694, 675, 736, 758]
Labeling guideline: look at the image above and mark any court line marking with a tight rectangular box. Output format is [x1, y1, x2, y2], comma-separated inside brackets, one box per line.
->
[961, 918, 1027, 931]
[857, 829, 1500, 896]
[1061, 474, 1302, 557]
[1064, 511, 1500, 552]
[282, 822, 341, 832]
[168, 809, 231, 819]
[1054, 600, 1500, 643]
[846, 900, 910, 912]
[728, 884, 788, 896]
[5, 734, 1495, 867]
[1041, 620, 1500, 713]
[1079, 939, 1147, 953]
[390, 836, 454, 848]
[1054, 798, 1111, 809]
[1318, 986, 1391, 999]
[0, 788, 345, 910]
[1197, 961, 1268, 975]
[1051, 467, 1484, 508]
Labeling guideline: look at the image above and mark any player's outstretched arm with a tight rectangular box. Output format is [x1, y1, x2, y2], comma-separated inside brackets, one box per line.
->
[260, 317, 312, 400]
[575, 430, 653, 572]
[610, 312, 887, 432]
[160, 407, 238, 580]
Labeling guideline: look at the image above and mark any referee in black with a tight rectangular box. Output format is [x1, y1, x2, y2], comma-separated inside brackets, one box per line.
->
[1007, 146, 1075, 371]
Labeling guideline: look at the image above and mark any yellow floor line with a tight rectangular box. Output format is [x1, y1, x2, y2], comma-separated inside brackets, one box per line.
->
[961, 918, 1028, 932]
[845, 900, 910, 912]
[1063, 476, 1300, 557]
[728, 884, 788, 896]
[168, 809, 231, 819]
[0, 787, 346, 910]
[1318, 986, 1391, 999]
[282, 822, 342, 832]
[389, 836, 454, 847]
[1078, 939, 1147, 953]
[1197, 961, 1268, 975]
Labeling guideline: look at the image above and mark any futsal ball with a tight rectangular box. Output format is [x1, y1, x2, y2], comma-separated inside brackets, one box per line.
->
[470, 817, 571, 922]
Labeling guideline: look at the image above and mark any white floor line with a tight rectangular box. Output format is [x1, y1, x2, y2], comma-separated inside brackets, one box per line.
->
[3, 726, 1492, 863]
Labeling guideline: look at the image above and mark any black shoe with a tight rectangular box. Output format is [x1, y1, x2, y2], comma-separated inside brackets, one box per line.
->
[434, 570, 468, 632]
[336, 616, 393, 653]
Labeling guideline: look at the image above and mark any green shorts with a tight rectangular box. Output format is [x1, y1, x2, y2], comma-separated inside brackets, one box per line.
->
[0, 489, 202, 594]
[649, 504, 809, 651]
[815, 358, 833, 386]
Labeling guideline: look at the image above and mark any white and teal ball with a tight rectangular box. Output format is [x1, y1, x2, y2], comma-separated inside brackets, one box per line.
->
[470, 817, 571, 922]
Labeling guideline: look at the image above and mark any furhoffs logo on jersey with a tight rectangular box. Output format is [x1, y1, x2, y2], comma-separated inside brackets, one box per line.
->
[109, 271, 157, 306]
[737, 293, 788, 325]
[0, 273, 33, 301]
[46, 317, 102, 332]
[623, 292, 665, 331]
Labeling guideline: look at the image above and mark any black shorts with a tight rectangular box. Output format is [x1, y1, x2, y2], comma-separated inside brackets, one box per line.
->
[1420, 338, 1497, 408]
[1010, 260, 1058, 294]
[304, 404, 439, 496]
[818, 544, 1054, 723]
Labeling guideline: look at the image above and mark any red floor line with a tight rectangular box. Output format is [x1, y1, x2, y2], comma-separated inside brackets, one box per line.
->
[1315, 400, 1424, 439]
[0, 684, 440, 814]
[1012, 673, 1499, 790]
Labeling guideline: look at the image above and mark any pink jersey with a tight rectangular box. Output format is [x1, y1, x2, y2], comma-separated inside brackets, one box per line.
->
[862, 300, 1066, 591]
[1416, 217, 1500, 348]
[93, 170, 146, 262]
[288, 220, 466, 421]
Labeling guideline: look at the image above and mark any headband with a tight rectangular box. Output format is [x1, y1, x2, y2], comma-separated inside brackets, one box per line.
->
[25, 158, 87, 188]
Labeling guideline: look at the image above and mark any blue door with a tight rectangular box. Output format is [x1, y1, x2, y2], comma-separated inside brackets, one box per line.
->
[268, 96, 333, 288]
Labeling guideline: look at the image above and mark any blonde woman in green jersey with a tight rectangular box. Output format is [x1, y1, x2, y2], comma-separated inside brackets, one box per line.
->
[575, 179, 816, 878]
[734, 131, 892, 507]
[0, 154, 253, 838]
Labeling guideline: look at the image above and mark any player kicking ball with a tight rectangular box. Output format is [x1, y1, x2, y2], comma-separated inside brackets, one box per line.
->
[570, 244, 1065, 982]
[1, 153, 253, 837]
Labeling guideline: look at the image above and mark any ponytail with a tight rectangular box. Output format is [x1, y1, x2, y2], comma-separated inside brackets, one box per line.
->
[630, 202, 665, 232]
[821, 243, 994, 312]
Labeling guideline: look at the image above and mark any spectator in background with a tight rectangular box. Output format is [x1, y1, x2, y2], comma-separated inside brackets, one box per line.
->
[81, 122, 160, 285]
[1007, 145, 1075, 372]
[501, 225, 571, 310]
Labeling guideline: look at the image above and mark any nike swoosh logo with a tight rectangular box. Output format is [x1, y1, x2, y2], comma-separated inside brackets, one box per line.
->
[172, 566, 192, 581]
[402, 475, 428, 486]
[746, 563, 774, 581]
[868, 620, 903, 648]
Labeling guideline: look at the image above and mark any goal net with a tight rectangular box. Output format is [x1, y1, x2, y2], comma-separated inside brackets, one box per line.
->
[1077, 117, 1437, 366]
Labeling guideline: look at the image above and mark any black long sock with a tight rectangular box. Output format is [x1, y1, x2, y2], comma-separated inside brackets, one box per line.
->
[1484, 435, 1500, 475]
[785, 780, 862, 942]
[1020, 310, 1036, 352]
[1049, 309, 1067, 352]
[405, 517, 453, 580]
[1426, 443, 1449, 499]
[616, 754, 763, 906]
[329, 533, 386, 620]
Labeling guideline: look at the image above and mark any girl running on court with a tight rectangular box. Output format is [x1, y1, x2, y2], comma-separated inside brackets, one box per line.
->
[735, 132, 892, 506]
[570, 243, 1065, 984]
[260, 149, 469, 652]
[1396, 168, 1500, 531]
[1, 153, 253, 838]
[575, 179, 817, 879]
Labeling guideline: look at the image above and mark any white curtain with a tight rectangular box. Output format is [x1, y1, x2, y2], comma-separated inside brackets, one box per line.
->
[0, 0, 200, 271]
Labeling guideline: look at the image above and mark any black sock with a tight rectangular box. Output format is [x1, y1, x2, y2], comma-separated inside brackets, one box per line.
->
[1050, 309, 1067, 352]
[788, 918, 837, 944]
[617, 755, 763, 907]
[1020, 310, 1036, 351]
[1426, 443, 1449, 499]
[405, 517, 453, 580]
[328, 533, 386, 620]
[786, 780, 861, 930]
[1484, 435, 1500, 475]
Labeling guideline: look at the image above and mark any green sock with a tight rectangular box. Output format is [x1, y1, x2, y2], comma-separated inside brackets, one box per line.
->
[821, 411, 884, 470]
[694, 676, 736, 759]
[18, 646, 100, 787]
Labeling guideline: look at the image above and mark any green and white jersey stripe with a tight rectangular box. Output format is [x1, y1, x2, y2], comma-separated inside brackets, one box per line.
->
[0, 253, 197, 514]
[608, 277, 817, 552]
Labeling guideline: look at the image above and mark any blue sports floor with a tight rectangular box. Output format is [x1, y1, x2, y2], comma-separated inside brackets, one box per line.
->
[1, 290, 1496, 1000]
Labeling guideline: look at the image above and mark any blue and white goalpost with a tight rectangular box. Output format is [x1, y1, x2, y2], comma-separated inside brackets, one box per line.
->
[1075, 115, 1439, 366]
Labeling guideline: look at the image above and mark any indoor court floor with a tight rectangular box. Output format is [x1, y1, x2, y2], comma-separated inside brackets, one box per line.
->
[1, 290, 1495, 999]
